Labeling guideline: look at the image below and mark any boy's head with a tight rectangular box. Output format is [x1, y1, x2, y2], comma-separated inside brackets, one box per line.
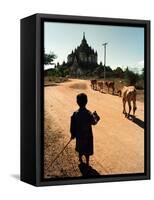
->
[77, 93, 88, 108]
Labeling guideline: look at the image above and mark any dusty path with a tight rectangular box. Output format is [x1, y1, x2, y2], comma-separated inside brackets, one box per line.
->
[44, 79, 144, 178]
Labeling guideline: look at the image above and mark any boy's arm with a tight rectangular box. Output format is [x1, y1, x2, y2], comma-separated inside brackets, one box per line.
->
[70, 114, 76, 139]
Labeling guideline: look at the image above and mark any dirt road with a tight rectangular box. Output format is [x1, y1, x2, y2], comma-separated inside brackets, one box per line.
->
[44, 79, 144, 178]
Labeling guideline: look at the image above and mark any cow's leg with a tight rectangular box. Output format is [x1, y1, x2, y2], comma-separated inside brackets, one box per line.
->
[97, 84, 99, 91]
[112, 86, 115, 95]
[133, 99, 137, 120]
[128, 101, 132, 119]
[95, 84, 97, 90]
[123, 98, 127, 116]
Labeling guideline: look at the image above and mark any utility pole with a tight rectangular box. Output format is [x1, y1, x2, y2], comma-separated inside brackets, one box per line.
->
[102, 42, 108, 80]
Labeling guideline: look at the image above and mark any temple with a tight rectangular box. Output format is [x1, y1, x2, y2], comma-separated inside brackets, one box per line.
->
[58, 33, 98, 76]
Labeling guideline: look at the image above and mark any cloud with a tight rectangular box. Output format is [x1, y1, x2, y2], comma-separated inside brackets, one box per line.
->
[44, 64, 55, 70]
[137, 60, 144, 67]
[129, 60, 144, 74]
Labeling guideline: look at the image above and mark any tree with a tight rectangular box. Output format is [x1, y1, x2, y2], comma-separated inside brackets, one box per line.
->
[113, 67, 124, 78]
[105, 66, 113, 72]
[141, 68, 144, 79]
[124, 67, 139, 85]
[44, 51, 57, 65]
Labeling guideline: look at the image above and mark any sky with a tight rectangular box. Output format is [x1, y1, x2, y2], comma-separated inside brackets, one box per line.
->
[44, 22, 144, 73]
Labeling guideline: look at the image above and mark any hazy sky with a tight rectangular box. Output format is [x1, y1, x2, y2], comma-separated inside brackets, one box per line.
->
[44, 22, 144, 73]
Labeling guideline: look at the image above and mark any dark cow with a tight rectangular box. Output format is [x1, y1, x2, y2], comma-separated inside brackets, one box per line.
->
[97, 81, 104, 93]
[90, 79, 97, 90]
[105, 81, 115, 94]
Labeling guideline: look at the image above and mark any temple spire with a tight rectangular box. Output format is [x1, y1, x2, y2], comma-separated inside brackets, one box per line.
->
[83, 32, 85, 39]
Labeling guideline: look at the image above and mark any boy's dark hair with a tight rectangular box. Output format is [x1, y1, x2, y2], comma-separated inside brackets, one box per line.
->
[77, 93, 88, 107]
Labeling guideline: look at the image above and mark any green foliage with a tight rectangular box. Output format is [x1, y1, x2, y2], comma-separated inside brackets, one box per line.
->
[45, 67, 69, 78]
[46, 69, 57, 76]
[135, 79, 144, 90]
[113, 67, 124, 78]
[141, 68, 144, 79]
[124, 67, 140, 85]
[105, 66, 113, 72]
[44, 51, 57, 65]
[58, 68, 69, 77]
[92, 65, 113, 78]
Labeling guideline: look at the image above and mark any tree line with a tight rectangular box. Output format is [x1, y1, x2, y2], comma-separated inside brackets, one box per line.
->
[44, 51, 144, 89]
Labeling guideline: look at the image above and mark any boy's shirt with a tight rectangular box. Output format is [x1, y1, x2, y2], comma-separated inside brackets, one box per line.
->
[70, 108, 100, 139]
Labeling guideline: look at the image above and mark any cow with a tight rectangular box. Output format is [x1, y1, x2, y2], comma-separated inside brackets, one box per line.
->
[117, 89, 122, 97]
[97, 81, 104, 93]
[121, 86, 137, 120]
[105, 81, 115, 94]
[90, 79, 97, 90]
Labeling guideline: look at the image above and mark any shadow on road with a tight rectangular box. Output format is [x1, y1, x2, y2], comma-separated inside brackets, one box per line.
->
[133, 117, 144, 129]
[113, 93, 120, 96]
[129, 115, 144, 129]
[44, 83, 60, 87]
[78, 163, 101, 178]
[99, 91, 106, 94]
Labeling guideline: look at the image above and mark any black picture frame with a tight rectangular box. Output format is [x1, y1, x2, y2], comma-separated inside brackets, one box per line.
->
[20, 13, 150, 186]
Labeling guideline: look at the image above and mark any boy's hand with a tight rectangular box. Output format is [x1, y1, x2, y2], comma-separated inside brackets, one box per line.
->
[71, 136, 75, 140]
[93, 111, 100, 121]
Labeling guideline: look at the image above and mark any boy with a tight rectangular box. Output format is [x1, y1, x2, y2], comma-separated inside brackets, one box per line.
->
[70, 93, 100, 166]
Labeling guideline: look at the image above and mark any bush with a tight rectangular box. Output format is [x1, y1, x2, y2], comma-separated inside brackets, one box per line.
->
[135, 80, 144, 90]
[113, 67, 124, 78]
[124, 67, 139, 85]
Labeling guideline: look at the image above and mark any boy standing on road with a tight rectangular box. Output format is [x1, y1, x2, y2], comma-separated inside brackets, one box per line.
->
[70, 93, 100, 166]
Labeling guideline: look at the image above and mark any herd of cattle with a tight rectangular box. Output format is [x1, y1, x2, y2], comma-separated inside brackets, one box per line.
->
[90, 79, 137, 120]
[91, 79, 115, 94]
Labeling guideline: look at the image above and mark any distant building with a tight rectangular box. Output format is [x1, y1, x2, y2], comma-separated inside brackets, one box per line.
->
[59, 33, 98, 76]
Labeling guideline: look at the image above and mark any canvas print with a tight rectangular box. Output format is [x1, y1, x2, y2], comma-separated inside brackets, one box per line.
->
[43, 22, 144, 180]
